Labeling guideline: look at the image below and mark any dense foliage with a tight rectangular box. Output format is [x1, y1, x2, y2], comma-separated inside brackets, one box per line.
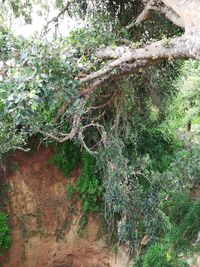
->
[142, 242, 187, 267]
[51, 141, 80, 177]
[0, 0, 199, 261]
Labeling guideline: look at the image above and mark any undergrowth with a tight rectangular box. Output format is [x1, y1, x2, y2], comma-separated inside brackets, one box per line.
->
[133, 147, 200, 266]
[142, 242, 188, 267]
[134, 193, 200, 267]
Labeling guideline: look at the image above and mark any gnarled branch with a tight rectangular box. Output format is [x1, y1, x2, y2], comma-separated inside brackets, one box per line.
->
[44, 0, 200, 148]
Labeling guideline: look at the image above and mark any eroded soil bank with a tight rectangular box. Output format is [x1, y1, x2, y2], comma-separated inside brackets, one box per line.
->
[0, 146, 130, 267]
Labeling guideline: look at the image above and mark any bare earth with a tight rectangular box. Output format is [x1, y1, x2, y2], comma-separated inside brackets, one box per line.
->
[0, 146, 130, 267]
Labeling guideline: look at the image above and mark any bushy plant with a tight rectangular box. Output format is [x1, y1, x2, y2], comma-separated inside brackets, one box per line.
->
[51, 141, 80, 177]
[142, 243, 188, 267]
[143, 243, 172, 267]
[182, 198, 200, 241]
[162, 195, 200, 251]
[164, 226, 190, 251]
[162, 148, 200, 192]
[136, 126, 180, 172]
[163, 193, 192, 225]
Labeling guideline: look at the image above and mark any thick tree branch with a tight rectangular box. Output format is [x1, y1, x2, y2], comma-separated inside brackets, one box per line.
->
[80, 36, 191, 89]
[80, 60, 151, 92]
[161, 0, 200, 33]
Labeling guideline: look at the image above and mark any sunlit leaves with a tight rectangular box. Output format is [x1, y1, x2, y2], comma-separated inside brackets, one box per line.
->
[0, 33, 82, 130]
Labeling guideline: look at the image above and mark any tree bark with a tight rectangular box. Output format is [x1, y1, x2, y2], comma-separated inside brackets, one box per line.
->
[80, 0, 200, 90]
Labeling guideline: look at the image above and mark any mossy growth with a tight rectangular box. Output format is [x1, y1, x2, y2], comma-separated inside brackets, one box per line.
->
[52, 140, 103, 213]
[51, 140, 80, 177]
[67, 150, 103, 213]
[0, 212, 11, 255]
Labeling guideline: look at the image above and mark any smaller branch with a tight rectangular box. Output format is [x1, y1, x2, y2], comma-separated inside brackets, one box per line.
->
[81, 122, 104, 130]
[78, 131, 96, 155]
[15, 147, 30, 152]
[126, 0, 154, 30]
[98, 93, 112, 99]
[82, 123, 107, 144]
[78, 123, 106, 154]
[81, 60, 151, 92]
[126, 0, 184, 30]
[88, 91, 119, 111]
[41, 0, 74, 36]
[151, 4, 184, 28]
[115, 39, 133, 46]
[55, 102, 69, 122]
[41, 97, 87, 143]
[39, 130, 64, 142]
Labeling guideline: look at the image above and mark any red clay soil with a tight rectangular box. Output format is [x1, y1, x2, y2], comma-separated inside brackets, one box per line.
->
[0, 146, 130, 267]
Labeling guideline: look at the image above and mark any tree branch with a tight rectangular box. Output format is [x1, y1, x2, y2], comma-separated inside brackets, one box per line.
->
[80, 60, 151, 92]
[42, 0, 200, 147]
[152, 4, 184, 28]
[126, 0, 154, 30]
[80, 36, 190, 90]
[126, 0, 184, 30]
[41, 97, 87, 143]
[41, 0, 74, 36]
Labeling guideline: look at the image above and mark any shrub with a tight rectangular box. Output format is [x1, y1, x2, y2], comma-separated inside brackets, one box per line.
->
[142, 243, 188, 267]
[164, 195, 200, 250]
[143, 243, 173, 267]
[0, 212, 11, 255]
[164, 226, 190, 251]
[182, 198, 200, 241]
[163, 193, 192, 224]
[51, 141, 80, 177]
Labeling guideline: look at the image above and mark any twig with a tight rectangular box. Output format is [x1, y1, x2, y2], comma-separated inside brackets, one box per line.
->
[41, 0, 74, 36]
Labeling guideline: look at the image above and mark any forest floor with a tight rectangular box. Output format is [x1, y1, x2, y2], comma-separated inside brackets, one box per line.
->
[0, 146, 130, 267]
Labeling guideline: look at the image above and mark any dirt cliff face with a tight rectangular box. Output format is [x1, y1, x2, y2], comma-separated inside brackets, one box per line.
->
[0, 146, 130, 267]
